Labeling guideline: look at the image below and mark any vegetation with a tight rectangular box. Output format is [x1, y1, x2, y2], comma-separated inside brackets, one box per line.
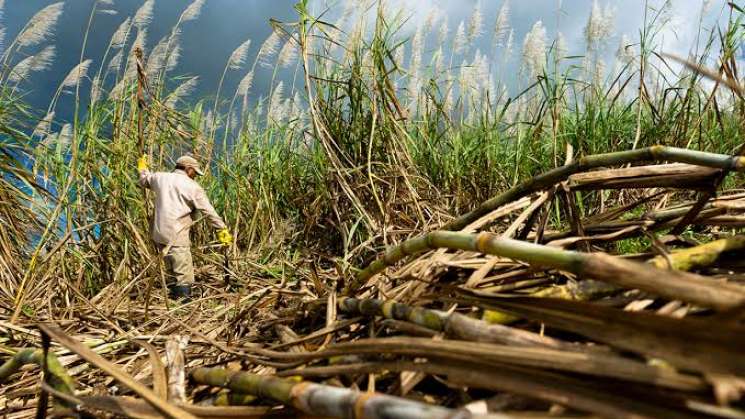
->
[0, 0, 744, 417]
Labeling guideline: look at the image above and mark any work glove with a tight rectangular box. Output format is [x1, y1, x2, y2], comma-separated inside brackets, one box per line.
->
[217, 228, 233, 246]
[137, 154, 148, 171]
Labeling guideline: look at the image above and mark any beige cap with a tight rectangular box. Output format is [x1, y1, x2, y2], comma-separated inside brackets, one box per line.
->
[176, 155, 204, 176]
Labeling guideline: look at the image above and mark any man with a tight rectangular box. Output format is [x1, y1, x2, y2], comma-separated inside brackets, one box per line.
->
[137, 154, 232, 300]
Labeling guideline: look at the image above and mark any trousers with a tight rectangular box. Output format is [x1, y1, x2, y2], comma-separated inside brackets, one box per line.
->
[158, 245, 194, 286]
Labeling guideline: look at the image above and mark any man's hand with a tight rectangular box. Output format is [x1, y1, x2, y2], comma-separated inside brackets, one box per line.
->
[217, 228, 233, 246]
[137, 155, 148, 171]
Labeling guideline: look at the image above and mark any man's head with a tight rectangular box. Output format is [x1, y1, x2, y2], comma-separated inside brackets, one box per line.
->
[175, 155, 204, 179]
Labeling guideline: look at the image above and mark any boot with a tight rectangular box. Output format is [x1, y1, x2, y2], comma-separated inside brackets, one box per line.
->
[169, 284, 192, 302]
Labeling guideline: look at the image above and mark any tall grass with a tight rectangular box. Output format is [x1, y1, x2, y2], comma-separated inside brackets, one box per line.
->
[0, 0, 743, 318]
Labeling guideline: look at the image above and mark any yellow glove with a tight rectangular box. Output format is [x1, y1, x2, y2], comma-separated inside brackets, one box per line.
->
[217, 228, 233, 246]
[137, 154, 148, 171]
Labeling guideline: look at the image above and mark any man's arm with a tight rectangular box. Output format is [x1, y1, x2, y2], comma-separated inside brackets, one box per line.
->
[192, 186, 228, 230]
[137, 155, 153, 189]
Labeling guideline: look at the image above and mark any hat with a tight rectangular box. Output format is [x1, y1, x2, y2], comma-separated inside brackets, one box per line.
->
[176, 155, 205, 176]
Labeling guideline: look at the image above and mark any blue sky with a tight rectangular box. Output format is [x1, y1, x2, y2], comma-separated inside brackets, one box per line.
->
[3, 0, 733, 116]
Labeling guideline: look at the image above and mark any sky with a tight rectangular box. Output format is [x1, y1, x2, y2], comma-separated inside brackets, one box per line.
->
[2, 0, 735, 118]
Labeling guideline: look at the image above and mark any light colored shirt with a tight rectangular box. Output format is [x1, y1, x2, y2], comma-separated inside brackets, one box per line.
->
[139, 168, 227, 247]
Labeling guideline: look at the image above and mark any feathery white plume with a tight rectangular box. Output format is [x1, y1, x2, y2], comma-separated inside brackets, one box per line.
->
[58, 123, 73, 149]
[108, 49, 123, 72]
[40, 131, 58, 149]
[584, 0, 615, 51]
[237, 70, 254, 97]
[470, 51, 489, 107]
[556, 32, 567, 59]
[165, 38, 181, 71]
[97, 8, 117, 16]
[166, 76, 198, 107]
[228, 38, 252, 70]
[409, 25, 424, 75]
[133, 0, 155, 28]
[474, 50, 489, 85]
[109, 78, 129, 99]
[268, 81, 285, 123]
[393, 44, 405, 67]
[258, 30, 281, 68]
[8, 45, 56, 83]
[443, 76, 454, 114]
[109, 17, 130, 49]
[131, 27, 147, 53]
[0, 0, 5, 54]
[145, 34, 170, 80]
[504, 29, 514, 59]
[615, 33, 634, 64]
[278, 39, 297, 68]
[407, 27, 425, 111]
[32, 112, 55, 139]
[407, 75, 420, 113]
[433, 47, 444, 75]
[467, 2, 483, 41]
[90, 75, 102, 104]
[180, 0, 205, 23]
[593, 58, 606, 86]
[148, 29, 181, 81]
[493, 0, 510, 47]
[458, 58, 472, 98]
[202, 109, 221, 134]
[16, 2, 64, 48]
[0, 27, 6, 57]
[454, 21, 467, 54]
[61, 59, 92, 90]
[423, 7, 440, 33]
[522, 20, 547, 77]
[98, 0, 115, 5]
[437, 19, 449, 46]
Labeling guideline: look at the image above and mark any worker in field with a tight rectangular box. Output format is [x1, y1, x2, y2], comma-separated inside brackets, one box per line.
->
[137, 154, 232, 300]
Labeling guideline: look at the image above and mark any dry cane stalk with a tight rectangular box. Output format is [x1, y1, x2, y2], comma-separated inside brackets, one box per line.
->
[338, 297, 582, 351]
[648, 235, 745, 271]
[190, 367, 495, 419]
[356, 231, 745, 310]
[443, 146, 745, 232]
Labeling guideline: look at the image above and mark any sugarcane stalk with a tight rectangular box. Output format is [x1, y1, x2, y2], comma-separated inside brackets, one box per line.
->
[264, 336, 704, 390]
[338, 297, 589, 352]
[476, 236, 745, 324]
[649, 235, 745, 271]
[354, 231, 745, 310]
[0, 348, 76, 399]
[213, 390, 256, 406]
[481, 280, 620, 325]
[190, 367, 484, 419]
[444, 146, 745, 232]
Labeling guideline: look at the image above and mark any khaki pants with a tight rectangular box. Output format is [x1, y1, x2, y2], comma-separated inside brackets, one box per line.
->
[158, 245, 194, 286]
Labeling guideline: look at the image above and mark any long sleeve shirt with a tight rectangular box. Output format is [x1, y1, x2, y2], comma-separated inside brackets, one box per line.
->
[139, 168, 227, 247]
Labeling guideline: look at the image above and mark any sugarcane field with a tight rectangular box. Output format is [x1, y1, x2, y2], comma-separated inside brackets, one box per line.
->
[1, 0, 745, 418]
